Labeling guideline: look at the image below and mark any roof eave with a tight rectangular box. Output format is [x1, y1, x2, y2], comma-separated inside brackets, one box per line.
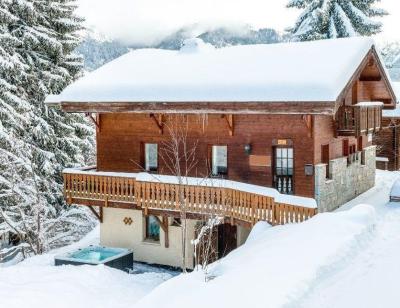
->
[334, 46, 397, 112]
[58, 100, 337, 115]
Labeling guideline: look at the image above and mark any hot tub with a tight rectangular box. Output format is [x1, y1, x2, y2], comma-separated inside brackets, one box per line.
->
[55, 246, 133, 272]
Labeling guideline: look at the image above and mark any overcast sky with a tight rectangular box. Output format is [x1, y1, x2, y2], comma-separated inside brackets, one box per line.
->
[76, 0, 400, 45]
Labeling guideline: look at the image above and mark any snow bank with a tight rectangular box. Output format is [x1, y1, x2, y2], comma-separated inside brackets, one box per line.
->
[390, 178, 400, 199]
[136, 205, 376, 308]
[356, 101, 384, 106]
[244, 221, 272, 244]
[47, 37, 375, 103]
[63, 168, 317, 208]
[0, 226, 173, 308]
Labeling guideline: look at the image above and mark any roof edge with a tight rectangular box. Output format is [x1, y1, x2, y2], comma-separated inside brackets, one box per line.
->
[58, 101, 337, 115]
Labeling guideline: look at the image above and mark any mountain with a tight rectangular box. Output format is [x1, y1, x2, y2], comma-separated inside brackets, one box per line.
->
[77, 28, 400, 83]
[76, 27, 284, 72]
[76, 31, 130, 72]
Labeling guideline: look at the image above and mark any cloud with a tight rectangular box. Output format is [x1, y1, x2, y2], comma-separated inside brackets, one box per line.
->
[76, 0, 298, 45]
[76, 0, 399, 45]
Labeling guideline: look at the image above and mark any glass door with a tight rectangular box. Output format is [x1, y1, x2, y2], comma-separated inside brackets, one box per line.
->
[273, 147, 294, 194]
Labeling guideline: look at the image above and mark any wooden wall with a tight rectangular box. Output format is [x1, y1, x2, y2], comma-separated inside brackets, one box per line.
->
[374, 118, 400, 171]
[96, 113, 317, 198]
[313, 115, 367, 165]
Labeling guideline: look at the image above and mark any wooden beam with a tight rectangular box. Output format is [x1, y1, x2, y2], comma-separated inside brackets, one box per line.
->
[153, 215, 169, 248]
[162, 216, 169, 248]
[302, 115, 313, 138]
[359, 76, 382, 82]
[61, 101, 336, 115]
[223, 114, 234, 136]
[149, 113, 164, 134]
[88, 205, 103, 223]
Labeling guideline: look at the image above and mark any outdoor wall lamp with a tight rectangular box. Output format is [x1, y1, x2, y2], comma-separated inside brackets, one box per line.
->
[244, 144, 252, 155]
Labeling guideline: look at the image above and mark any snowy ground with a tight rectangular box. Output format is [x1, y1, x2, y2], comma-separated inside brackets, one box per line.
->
[297, 170, 400, 308]
[0, 227, 174, 308]
[135, 170, 400, 308]
[1, 170, 399, 308]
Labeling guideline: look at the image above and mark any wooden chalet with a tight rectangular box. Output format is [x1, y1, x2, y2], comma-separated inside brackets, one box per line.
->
[47, 37, 396, 269]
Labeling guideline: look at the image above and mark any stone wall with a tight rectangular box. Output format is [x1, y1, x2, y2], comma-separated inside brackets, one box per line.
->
[314, 146, 376, 212]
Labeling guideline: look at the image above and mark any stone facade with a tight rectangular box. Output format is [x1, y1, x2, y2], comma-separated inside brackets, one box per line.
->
[315, 146, 376, 212]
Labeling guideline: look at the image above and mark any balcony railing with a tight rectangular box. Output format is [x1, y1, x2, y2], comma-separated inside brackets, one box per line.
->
[337, 104, 382, 137]
[63, 169, 317, 226]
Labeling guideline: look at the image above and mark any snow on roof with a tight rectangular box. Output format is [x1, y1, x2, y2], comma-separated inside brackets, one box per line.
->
[383, 82, 400, 118]
[47, 37, 376, 104]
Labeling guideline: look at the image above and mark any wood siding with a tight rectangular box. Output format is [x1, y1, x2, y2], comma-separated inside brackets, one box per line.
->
[374, 118, 400, 171]
[313, 115, 369, 165]
[97, 113, 316, 198]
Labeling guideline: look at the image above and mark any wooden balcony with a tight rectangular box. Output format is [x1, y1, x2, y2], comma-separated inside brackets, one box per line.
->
[336, 103, 382, 137]
[63, 169, 317, 227]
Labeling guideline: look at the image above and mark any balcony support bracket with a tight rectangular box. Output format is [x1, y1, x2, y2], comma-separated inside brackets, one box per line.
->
[85, 113, 100, 131]
[223, 114, 234, 136]
[154, 216, 169, 248]
[150, 113, 165, 134]
[88, 205, 103, 223]
[302, 115, 313, 138]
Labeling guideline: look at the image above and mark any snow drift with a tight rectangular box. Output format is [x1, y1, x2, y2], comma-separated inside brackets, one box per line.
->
[136, 205, 376, 308]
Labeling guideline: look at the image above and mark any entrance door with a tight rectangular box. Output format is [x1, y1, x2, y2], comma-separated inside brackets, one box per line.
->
[217, 224, 237, 258]
[273, 147, 294, 194]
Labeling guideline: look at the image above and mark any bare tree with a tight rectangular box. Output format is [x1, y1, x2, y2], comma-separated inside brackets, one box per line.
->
[159, 114, 200, 273]
[192, 216, 223, 281]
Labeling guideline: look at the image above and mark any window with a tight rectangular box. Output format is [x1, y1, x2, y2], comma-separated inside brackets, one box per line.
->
[275, 148, 294, 176]
[274, 147, 294, 194]
[211, 145, 227, 176]
[145, 215, 160, 242]
[144, 143, 158, 172]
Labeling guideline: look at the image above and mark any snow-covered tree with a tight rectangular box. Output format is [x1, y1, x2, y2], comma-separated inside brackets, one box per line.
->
[0, 0, 96, 256]
[287, 0, 387, 41]
[380, 42, 400, 79]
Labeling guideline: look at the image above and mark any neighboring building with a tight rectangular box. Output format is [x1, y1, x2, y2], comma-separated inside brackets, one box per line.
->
[374, 82, 400, 171]
[48, 37, 396, 269]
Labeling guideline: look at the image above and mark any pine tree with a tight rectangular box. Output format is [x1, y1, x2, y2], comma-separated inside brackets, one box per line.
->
[287, 0, 387, 41]
[0, 0, 96, 255]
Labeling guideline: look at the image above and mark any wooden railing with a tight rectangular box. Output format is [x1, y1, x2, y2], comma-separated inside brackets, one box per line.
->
[64, 172, 317, 226]
[64, 172, 136, 205]
[337, 104, 382, 137]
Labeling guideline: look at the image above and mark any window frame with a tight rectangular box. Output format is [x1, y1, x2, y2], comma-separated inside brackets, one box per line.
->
[144, 215, 161, 242]
[209, 144, 228, 177]
[143, 142, 159, 173]
[272, 145, 295, 195]
[274, 147, 294, 177]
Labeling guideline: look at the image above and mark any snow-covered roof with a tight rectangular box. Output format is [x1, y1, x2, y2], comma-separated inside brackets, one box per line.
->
[47, 37, 378, 104]
[383, 82, 400, 118]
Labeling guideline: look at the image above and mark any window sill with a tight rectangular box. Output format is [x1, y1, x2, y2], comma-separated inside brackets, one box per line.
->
[142, 239, 161, 246]
[210, 174, 228, 179]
